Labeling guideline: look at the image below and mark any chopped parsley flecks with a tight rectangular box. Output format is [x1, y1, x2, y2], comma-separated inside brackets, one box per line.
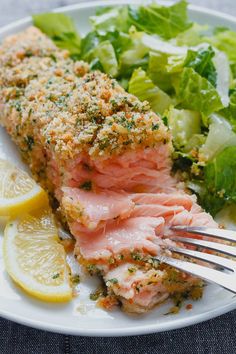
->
[24, 135, 35, 151]
[131, 251, 142, 261]
[86, 264, 100, 276]
[107, 278, 118, 285]
[52, 273, 60, 279]
[71, 274, 80, 285]
[162, 116, 168, 126]
[50, 54, 57, 62]
[79, 180, 92, 191]
[89, 286, 106, 301]
[13, 101, 22, 112]
[128, 267, 136, 274]
[152, 123, 159, 131]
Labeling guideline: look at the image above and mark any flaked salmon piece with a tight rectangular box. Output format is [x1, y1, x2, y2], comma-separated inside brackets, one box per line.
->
[61, 187, 134, 231]
[74, 188, 216, 268]
[74, 217, 165, 262]
[90, 147, 175, 193]
[103, 262, 202, 313]
[131, 192, 194, 210]
[61, 189, 192, 233]
[165, 203, 218, 244]
[167, 207, 217, 229]
[104, 263, 168, 311]
[67, 147, 175, 194]
[131, 204, 185, 218]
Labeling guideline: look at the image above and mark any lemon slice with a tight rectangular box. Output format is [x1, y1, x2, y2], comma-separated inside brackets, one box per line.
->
[0, 159, 48, 217]
[3, 209, 72, 302]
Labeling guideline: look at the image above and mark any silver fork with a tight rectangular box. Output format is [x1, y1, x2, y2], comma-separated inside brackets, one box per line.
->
[155, 226, 236, 294]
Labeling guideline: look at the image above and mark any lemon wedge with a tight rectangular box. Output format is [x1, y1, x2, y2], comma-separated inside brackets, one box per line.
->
[0, 159, 48, 217]
[3, 209, 72, 302]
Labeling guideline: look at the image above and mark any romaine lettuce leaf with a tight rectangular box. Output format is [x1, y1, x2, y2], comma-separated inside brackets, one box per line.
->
[80, 31, 100, 61]
[184, 46, 217, 87]
[167, 107, 201, 149]
[206, 29, 236, 62]
[191, 182, 225, 216]
[148, 51, 182, 92]
[199, 114, 236, 161]
[81, 30, 131, 61]
[175, 23, 209, 46]
[90, 6, 130, 35]
[33, 13, 81, 58]
[202, 146, 236, 214]
[183, 46, 230, 108]
[178, 67, 223, 116]
[128, 0, 192, 40]
[144, 36, 229, 110]
[188, 145, 236, 215]
[184, 134, 206, 153]
[94, 41, 118, 77]
[221, 89, 236, 129]
[119, 29, 149, 77]
[144, 35, 186, 92]
[141, 33, 187, 55]
[128, 68, 172, 114]
[105, 31, 131, 55]
[212, 50, 230, 107]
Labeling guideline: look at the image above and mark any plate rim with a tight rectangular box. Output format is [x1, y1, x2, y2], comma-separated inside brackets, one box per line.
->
[1, 0, 236, 337]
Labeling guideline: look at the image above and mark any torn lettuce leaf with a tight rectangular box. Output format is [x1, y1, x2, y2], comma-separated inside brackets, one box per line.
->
[144, 35, 186, 92]
[206, 28, 236, 62]
[33, 13, 81, 58]
[199, 114, 236, 161]
[148, 51, 184, 92]
[141, 33, 187, 55]
[184, 46, 217, 87]
[202, 146, 236, 214]
[177, 67, 223, 116]
[190, 181, 225, 216]
[119, 29, 149, 77]
[128, 68, 172, 114]
[80, 30, 131, 76]
[148, 51, 172, 92]
[167, 107, 201, 150]
[212, 50, 230, 107]
[183, 46, 230, 107]
[90, 6, 130, 35]
[80, 31, 100, 61]
[94, 41, 118, 77]
[183, 134, 206, 154]
[221, 89, 236, 129]
[175, 23, 209, 46]
[128, 0, 192, 40]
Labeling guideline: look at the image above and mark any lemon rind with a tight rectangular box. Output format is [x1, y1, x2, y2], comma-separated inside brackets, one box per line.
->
[0, 187, 49, 217]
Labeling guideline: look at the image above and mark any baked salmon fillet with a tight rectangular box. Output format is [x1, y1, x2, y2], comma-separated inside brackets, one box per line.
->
[0, 27, 218, 313]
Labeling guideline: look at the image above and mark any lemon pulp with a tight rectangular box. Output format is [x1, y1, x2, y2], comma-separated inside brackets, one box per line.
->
[3, 209, 72, 302]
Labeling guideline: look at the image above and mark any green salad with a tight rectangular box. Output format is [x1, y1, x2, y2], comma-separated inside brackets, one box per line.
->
[33, 0, 236, 216]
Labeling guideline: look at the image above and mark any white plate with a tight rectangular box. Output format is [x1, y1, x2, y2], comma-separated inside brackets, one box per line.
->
[1, 0, 236, 337]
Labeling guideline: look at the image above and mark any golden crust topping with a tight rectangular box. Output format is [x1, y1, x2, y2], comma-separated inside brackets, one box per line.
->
[0, 27, 170, 165]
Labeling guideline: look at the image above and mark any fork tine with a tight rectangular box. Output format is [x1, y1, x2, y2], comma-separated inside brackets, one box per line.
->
[171, 226, 236, 243]
[169, 246, 236, 271]
[155, 255, 236, 293]
[170, 236, 236, 257]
